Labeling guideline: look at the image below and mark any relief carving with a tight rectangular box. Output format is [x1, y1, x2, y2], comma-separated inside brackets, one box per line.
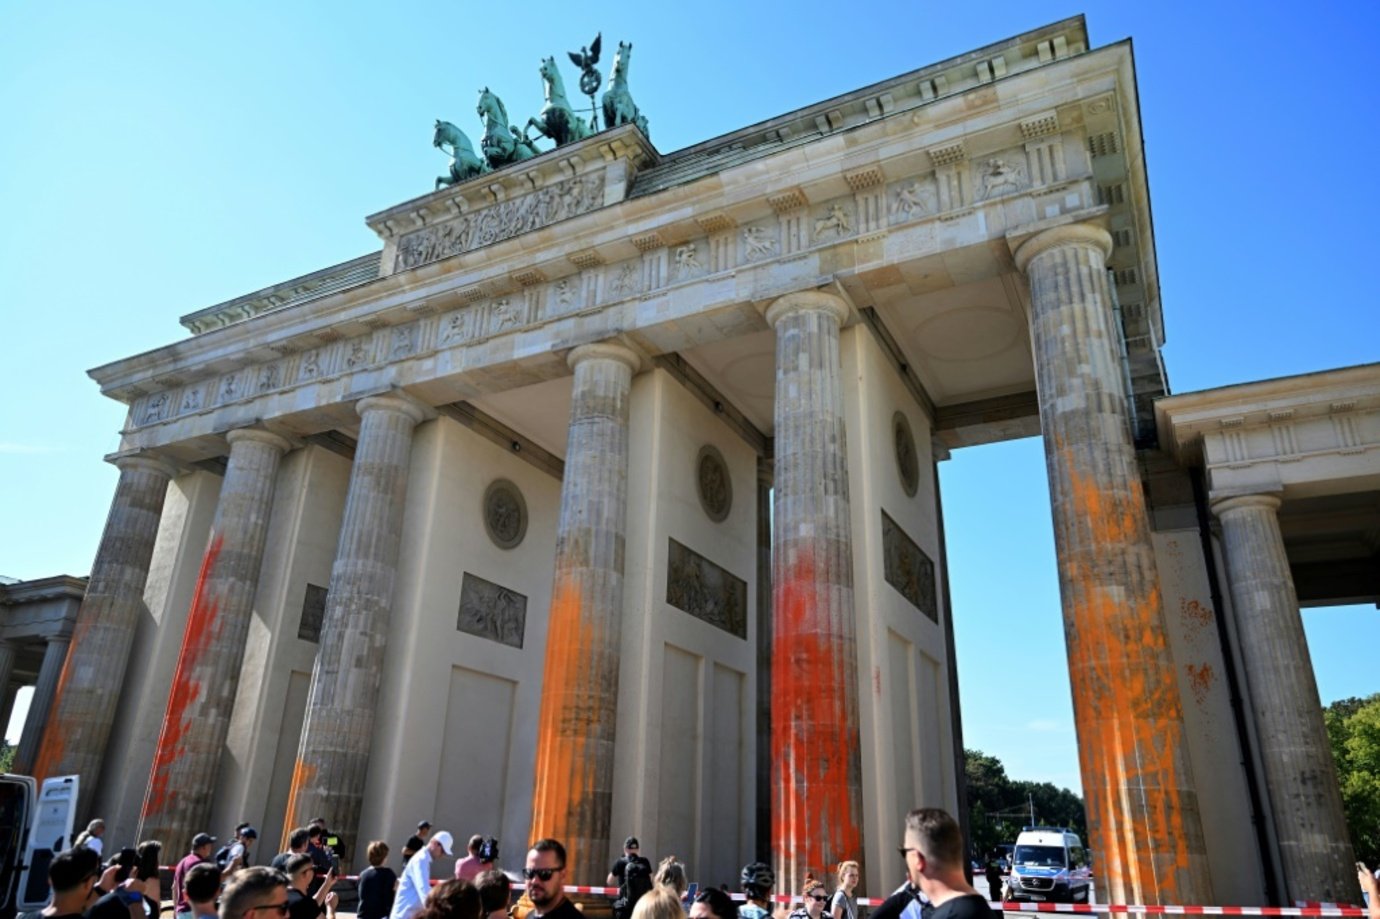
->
[457, 572, 527, 648]
[980, 157, 1025, 198]
[258, 364, 280, 392]
[395, 172, 606, 272]
[483, 478, 528, 549]
[665, 538, 747, 639]
[674, 243, 703, 277]
[881, 510, 937, 622]
[490, 298, 523, 332]
[182, 387, 202, 412]
[391, 326, 415, 358]
[298, 583, 328, 643]
[743, 225, 777, 261]
[892, 180, 933, 219]
[609, 261, 638, 296]
[813, 204, 853, 239]
[696, 444, 732, 523]
[300, 350, 321, 380]
[345, 339, 371, 368]
[143, 393, 167, 424]
[893, 411, 919, 497]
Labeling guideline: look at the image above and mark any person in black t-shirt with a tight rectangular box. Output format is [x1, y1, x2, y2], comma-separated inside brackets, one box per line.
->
[357, 841, 398, 919]
[899, 809, 993, 919]
[29, 847, 103, 919]
[285, 853, 338, 919]
[607, 836, 650, 886]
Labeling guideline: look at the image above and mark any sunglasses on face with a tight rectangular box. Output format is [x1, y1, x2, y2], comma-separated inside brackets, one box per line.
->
[524, 867, 563, 882]
[810, 895, 829, 903]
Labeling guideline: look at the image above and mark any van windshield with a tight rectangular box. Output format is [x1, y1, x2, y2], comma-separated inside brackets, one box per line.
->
[1014, 845, 1066, 868]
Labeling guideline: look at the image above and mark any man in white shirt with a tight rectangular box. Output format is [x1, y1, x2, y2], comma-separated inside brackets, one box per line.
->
[390, 830, 454, 919]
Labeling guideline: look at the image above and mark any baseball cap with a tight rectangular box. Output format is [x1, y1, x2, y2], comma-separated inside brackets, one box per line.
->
[241, 827, 258, 838]
[432, 830, 454, 855]
[625, 836, 640, 849]
[418, 820, 432, 830]
[192, 833, 216, 848]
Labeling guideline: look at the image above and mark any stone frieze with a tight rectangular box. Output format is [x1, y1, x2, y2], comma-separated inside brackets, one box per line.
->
[394, 172, 607, 272]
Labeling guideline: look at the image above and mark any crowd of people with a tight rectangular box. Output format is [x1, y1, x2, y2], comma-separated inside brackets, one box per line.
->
[25, 807, 1380, 919]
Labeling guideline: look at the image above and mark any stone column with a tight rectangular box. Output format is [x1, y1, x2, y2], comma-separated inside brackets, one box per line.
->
[139, 428, 290, 848]
[0, 642, 17, 729]
[1014, 224, 1211, 905]
[13, 637, 70, 774]
[529, 342, 638, 883]
[1212, 494, 1354, 903]
[765, 290, 863, 894]
[31, 454, 175, 790]
[284, 395, 427, 858]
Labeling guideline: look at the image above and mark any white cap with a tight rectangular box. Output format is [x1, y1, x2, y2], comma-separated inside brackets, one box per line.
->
[432, 830, 455, 856]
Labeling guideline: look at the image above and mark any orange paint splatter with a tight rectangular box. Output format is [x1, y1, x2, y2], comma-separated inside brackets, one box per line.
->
[282, 757, 319, 849]
[1179, 598, 1213, 634]
[771, 550, 861, 886]
[1184, 663, 1215, 707]
[529, 575, 598, 870]
[1055, 440, 1202, 904]
[143, 533, 225, 819]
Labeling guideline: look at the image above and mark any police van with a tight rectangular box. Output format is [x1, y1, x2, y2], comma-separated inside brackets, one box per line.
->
[1003, 826, 1091, 904]
[0, 775, 79, 918]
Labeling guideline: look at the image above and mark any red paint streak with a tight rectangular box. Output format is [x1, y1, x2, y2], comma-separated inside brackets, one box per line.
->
[282, 758, 319, 849]
[1179, 598, 1213, 635]
[143, 533, 225, 819]
[772, 550, 861, 883]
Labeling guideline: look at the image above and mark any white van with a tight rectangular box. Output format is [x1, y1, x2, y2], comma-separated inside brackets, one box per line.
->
[0, 774, 79, 919]
[1004, 826, 1091, 904]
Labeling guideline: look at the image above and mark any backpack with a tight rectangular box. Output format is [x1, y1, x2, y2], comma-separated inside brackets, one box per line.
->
[214, 844, 236, 869]
[612, 857, 653, 919]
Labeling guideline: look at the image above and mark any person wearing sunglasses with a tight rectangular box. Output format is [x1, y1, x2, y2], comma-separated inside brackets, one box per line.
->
[787, 877, 832, 919]
[219, 866, 290, 919]
[524, 838, 578, 919]
[897, 809, 990, 919]
[285, 853, 338, 919]
[27, 847, 102, 919]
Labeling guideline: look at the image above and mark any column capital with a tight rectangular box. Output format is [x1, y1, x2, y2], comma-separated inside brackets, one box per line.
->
[764, 289, 849, 329]
[1211, 492, 1283, 518]
[1013, 223, 1113, 273]
[225, 427, 292, 453]
[356, 393, 429, 426]
[107, 451, 179, 479]
[567, 341, 641, 374]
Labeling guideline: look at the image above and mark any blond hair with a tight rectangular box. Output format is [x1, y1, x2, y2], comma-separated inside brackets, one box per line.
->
[631, 886, 684, 919]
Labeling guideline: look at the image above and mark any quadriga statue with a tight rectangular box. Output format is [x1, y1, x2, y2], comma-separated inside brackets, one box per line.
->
[433, 119, 488, 189]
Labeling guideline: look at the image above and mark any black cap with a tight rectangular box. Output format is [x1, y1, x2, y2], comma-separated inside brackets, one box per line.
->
[624, 836, 639, 849]
[192, 833, 216, 848]
[241, 827, 258, 838]
[418, 820, 432, 830]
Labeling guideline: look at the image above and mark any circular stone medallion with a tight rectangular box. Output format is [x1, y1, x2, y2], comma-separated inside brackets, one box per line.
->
[893, 412, 919, 497]
[696, 445, 733, 523]
[483, 479, 528, 549]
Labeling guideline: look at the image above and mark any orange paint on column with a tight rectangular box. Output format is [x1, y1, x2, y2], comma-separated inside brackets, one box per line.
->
[529, 575, 593, 842]
[772, 551, 861, 882]
[143, 532, 224, 818]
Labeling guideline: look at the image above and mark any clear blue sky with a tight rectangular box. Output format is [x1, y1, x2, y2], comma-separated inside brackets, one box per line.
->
[2, 2, 1376, 788]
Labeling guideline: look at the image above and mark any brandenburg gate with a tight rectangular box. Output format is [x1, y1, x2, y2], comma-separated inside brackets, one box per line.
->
[32, 15, 1375, 908]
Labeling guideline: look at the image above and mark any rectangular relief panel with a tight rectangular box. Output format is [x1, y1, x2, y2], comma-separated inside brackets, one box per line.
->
[436, 667, 518, 840]
[660, 645, 702, 865]
[457, 572, 527, 648]
[665, 538, 748, 639]
[707, 664, 744, 886]
[881, 510, 937, 622]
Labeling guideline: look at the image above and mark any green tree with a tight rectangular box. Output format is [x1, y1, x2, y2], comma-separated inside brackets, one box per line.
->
[1325, 693, 1380, 865]
[963, 749, 1087, 861]
[0, 742, 14, 774]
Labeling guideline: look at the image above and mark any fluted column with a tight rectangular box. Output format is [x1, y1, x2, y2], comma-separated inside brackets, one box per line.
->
[765, 290, 862, 894]
[31, 454, 175, 791]
[1015, 224, 1210, 905]
[13, 636, 71, 773]
[1213, 494, 1354, 903]
[529, 342, 639, 883]
[139, 427, 290, 849]
[284, 394, 427, 860]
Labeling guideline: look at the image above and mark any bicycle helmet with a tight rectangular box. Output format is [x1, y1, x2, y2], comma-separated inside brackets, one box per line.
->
[740, 861, 776, 899]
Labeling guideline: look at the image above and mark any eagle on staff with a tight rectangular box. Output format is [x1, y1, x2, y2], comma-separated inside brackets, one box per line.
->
[569, 32, 603, 100]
